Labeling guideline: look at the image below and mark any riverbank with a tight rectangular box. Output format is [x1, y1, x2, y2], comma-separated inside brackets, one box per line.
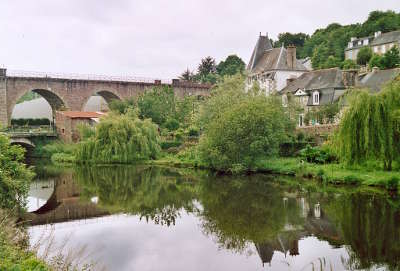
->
[150, 155, 400, 190]
[0, 210, 49, 270]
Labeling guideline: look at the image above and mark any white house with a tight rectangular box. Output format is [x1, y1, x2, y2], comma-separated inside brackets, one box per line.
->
[246, 33, 310, 95]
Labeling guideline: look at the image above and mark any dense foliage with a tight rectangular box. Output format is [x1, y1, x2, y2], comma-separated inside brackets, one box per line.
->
[274, 32, 309, 57]
[0, 134, 34, 210]
[179, 55, 246, 84]
[280, 10, 400, 69]
[337, 79, 400, 170]
[369, 46, 400, 69]
[197, 75, 294, 172]
[11, 118, 51, 126]
[356, 46, 373, 65]
[76, 110, 161, 164]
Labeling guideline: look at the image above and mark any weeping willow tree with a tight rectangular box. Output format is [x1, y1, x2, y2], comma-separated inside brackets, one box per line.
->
[337, 79, 400, 170]
[75, 109, 161, 164]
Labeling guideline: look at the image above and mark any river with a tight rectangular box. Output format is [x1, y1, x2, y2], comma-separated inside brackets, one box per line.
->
[26, 162, 400, 271]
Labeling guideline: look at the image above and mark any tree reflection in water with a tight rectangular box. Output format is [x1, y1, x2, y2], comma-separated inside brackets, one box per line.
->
[52, 165, 400, 269]
[75, 165, 199, 226]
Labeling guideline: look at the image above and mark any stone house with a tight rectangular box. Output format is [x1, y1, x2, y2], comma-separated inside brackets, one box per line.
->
[247, 34, 309, 95]
[281, 67, 400, 127]
[345, 30, 400, 61]
[281, 68, 357, 126]
[55, 111, 105, 143]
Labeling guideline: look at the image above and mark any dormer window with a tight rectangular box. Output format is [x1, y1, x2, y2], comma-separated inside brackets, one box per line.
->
[313, 91, 320, 105]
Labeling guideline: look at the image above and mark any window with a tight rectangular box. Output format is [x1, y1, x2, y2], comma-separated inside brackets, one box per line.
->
[313, 91, 320, 105]
[299, 114, 304, 127]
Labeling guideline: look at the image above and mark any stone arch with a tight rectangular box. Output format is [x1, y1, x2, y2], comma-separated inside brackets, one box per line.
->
[81, 89, 122, 111]
[8, 88, 68, 124]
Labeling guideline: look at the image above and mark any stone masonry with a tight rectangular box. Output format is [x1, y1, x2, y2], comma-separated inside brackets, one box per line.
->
[0, 69, 211, 126]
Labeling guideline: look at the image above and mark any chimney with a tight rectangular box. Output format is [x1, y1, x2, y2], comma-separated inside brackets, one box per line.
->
[172, 79, 180, 85]
[342, 70, 358, 87]
[286, 45, 296, 69]
[0, 68, 6, 77]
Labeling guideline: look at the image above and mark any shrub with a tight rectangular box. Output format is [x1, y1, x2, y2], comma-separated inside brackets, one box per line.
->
[0, 134, 34, 210]
[165, 118, 180, 131]
[343, 175, 361, 185]
[76, 110, 161, 163]
[11, 118, 50, 126]
[299, 145, 337, 164]
[188, 127, 200, 137]
[386, 177, 399, 191]
[160, 141, 182, 150]
[198, 75, 294, 172]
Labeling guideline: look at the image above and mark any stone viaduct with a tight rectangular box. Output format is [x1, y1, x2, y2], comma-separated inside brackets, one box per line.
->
[0, 68, 212, 126]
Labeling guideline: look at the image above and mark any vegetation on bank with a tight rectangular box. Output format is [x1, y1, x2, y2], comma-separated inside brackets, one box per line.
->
[0, 134, 49, 269]
[41, 74, 400, 190]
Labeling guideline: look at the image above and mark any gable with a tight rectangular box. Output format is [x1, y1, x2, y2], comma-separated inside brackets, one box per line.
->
[294, 89, 307, 96]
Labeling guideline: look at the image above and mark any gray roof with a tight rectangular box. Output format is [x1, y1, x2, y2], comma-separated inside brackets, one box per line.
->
[282, 68, 344, 93]
[345, 30, 400, 51]
[359, 68, 400, 92]
[371, 30, 400, 46]
[282, 68, 348, 106]
[247, 36, 307, 74]
[247, 35, 273, 71]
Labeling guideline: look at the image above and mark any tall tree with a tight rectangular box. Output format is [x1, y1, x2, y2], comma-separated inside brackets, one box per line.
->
[356, 46, 373, 65]
[179, 68, 195, 81]
[216, 55, 246, 77]
[197, 56, 217, 78]
[274, 32, 309, 57]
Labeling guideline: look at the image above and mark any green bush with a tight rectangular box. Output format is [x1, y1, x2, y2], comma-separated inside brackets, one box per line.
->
[299, 145, 337, 164]
[198, 75, 294, 172]
[188, 127, 200, 137]
[160, 141, 182, 150]
[386, 177, 399, 191]
[343, 175, 361, 185]
[76, 109, 161, 163]
[0, 134, 34, 210]
[165, 118, 180, 131]
[11, 118, 50, 126]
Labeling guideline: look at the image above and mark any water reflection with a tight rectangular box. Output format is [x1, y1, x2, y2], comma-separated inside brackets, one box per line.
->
[27, 164, 400, 270]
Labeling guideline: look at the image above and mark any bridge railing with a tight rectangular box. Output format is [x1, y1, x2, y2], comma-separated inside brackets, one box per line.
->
[7, 69, 173, 84]
[4, 125, 57, 137]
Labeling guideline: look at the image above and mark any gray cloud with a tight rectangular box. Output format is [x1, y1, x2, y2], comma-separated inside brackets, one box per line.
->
[0, 0, 398, 79]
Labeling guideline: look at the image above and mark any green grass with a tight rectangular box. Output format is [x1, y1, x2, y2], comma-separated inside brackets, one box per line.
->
[255, 157, 400, 189]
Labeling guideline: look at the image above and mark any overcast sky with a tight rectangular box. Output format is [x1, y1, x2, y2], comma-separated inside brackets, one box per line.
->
[0, 1, 398, 79]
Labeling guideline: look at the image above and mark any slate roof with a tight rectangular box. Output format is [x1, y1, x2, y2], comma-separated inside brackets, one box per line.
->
[247, 35, 273, 71]
[282, 68, 344, 93]
[282, 68, 347, 106]
[371, 30, 400, 46]
[359, 68, 400, 92]
[345, 30, 400, 51]
[247, 35, 308, 74]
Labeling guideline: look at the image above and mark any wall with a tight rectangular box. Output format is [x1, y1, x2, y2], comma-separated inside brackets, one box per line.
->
[0, 70, 7, 126]
[2, 76, 211, 126]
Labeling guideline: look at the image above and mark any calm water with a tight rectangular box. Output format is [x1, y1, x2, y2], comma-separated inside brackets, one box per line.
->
[27, 163, 400, 271]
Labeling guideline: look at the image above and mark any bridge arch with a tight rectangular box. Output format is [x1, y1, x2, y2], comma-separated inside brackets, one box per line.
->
[8, 88, 68, 124]
[81, 89, 122, 111]
[10, 138, 36, 156]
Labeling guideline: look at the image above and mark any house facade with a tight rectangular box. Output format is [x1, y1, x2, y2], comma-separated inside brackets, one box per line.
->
[55, 111, 105, 143]
[247, 34, 309, 95]
[345, 30, 400, 61]
[281, 67, 400, 127]
[281, 68, 357, 126]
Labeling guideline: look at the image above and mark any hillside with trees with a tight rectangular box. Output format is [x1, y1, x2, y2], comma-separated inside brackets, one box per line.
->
[274, 10, 400, 69]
